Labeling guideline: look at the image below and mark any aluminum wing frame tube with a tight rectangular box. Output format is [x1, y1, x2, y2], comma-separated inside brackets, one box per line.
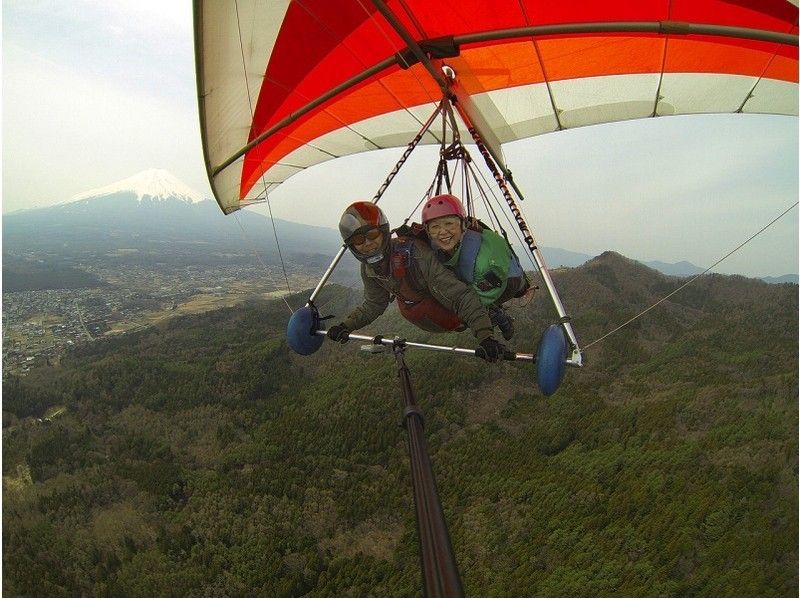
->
[368, 0, 584, 364]
[454, 21, 798, 48]
[198, 7, 798, 209]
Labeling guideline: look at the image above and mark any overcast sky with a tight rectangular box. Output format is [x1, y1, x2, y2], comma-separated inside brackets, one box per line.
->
[3, 1, 798, 277]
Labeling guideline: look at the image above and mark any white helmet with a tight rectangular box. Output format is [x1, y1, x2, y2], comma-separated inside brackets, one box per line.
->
[338, 201, 390, 263]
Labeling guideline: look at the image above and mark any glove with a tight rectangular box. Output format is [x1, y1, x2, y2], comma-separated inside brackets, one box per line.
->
[476, 336, 506, 363]
[327, 323, 350, 344]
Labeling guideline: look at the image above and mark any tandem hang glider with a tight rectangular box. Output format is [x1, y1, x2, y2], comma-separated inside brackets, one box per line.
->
[194, 0, 798, 394]
[194, 3, 796, 593]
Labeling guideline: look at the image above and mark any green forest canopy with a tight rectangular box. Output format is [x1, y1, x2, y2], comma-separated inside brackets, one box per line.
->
[3, 254, 798, 595]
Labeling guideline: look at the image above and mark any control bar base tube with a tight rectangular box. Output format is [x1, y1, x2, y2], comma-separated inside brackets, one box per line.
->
[315, 330, 582, 367]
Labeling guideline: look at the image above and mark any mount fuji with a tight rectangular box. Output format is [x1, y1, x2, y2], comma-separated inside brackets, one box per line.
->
[3, 169, 342, 264]
[68, 168, 206, 205]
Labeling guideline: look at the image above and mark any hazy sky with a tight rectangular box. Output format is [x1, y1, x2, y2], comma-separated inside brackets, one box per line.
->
[3, 1, 798, 277]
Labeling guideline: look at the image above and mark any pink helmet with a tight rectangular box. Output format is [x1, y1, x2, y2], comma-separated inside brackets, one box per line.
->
[421, 194, 466, 224]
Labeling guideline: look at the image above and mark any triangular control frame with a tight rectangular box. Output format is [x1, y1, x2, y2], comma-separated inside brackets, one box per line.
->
[306, 90, 582, 366]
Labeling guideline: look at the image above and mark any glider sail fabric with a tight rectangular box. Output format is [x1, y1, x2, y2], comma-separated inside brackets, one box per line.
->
[194, 0, 798, 214]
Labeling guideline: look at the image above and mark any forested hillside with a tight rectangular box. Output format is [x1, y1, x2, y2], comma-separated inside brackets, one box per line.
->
[3, 252, 797, 596]
[3, 257, 108, 292]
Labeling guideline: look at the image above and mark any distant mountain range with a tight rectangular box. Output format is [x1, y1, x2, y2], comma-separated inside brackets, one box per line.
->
[3, 169, 796, 283]
[3, 169, 342, 264]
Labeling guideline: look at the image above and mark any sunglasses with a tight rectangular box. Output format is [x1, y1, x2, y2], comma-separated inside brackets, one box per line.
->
[349, 228, 382, 246]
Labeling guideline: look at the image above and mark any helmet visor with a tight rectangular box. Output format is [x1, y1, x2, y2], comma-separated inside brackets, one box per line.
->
[348, 228, 383, 247]
[347, 226, 388, 263]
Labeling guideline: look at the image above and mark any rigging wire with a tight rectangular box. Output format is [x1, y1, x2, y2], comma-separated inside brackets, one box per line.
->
[466, 156, 541, 272]
[265, 196, 295, 307]
[403, 180, 438, 225]
[232, 212, 295, 313]
[398, 117, 542, 285]
[398, 98, 527, 259]
[351, 0, 446, 141]
[582, 200, 799, 351]
[233, 0, 294, 313]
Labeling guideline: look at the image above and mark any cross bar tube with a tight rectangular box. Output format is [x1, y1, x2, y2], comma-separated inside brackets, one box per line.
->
[210, 56, 397, 179]
[315, 330, 582, 367]
[453, 21, 798, 48]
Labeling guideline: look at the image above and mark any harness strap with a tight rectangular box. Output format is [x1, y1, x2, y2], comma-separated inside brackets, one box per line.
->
[391, 237, 427, 300]
[391, 237, 413, 281]
[456, 228, 481, 284]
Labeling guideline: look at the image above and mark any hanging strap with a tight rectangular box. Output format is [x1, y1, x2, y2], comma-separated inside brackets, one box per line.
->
[372, 100, 448, 204]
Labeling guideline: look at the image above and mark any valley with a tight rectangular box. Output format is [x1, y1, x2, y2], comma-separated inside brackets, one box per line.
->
[3, 252, 796, 596]
[2, 257, 321, 375]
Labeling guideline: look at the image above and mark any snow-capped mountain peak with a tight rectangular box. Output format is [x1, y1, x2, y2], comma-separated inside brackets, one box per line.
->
[70, 169, 206, 204]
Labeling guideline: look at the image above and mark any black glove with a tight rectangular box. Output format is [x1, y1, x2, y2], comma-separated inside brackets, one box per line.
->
[327, 323, 350, 344]
[476, 336, 506, 363]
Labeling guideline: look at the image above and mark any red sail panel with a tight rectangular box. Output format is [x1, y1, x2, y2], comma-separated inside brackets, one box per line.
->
[194, 0, 798, 212]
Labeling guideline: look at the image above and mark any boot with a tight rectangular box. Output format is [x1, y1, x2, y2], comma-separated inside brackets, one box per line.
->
[488, 306, 515, 341]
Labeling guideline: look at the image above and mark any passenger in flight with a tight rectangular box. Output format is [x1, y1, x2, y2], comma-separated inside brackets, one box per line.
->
[421, 194, 529, 340]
